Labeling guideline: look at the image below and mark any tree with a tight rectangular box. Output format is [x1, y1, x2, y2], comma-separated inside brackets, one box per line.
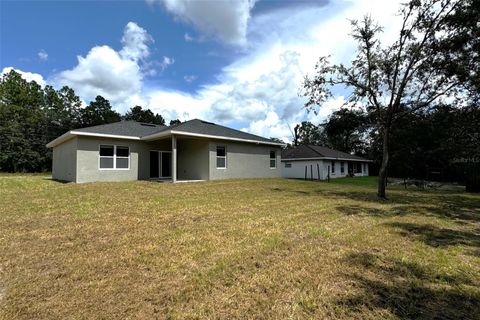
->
[124, 105, 165, 125]
[169, 119, 181, 126]
[435, 0, 479, 101]
[303, 0, 471, 199]
[324, 108, 369, 155]
[294, 121, 327, 146]
[0, 70, 46, 172]
[44, 85, 82, 138]
[80, 96, 121, 127]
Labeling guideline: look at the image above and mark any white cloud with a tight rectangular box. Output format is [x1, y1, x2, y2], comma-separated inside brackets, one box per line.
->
[52, 45, 142, 108]
[241, 111, 293, 142]
[306, 96, 348, 125]
[148, 0, 256, 45]
[184, 32, 193, 42]
[160, 56, 174, 69]
[120, 21, 153, 62]
[1, 67, 46, 87]
[51, 22, 152, 110]
[38, 49, 48, 61]
[183, 75, 197, 82]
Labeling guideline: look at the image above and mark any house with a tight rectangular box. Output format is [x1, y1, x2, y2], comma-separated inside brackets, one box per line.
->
[281, 145, 371, 180]
[46, 119, 284, 183]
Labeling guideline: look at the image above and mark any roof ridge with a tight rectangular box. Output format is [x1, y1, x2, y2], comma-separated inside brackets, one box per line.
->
[144, 118, 195, 136]
[305, 144, 325, 157]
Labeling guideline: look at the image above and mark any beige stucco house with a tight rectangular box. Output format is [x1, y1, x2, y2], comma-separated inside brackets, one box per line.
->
[46, 119, 284, 183]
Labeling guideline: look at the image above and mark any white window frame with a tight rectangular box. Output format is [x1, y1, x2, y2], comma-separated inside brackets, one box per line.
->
[216, 145, 227, 169]
[340, 161, 345, 174]
[99, 144, 130, 170]
[284, 162, 292, 168]
[269, 150, 277, 169]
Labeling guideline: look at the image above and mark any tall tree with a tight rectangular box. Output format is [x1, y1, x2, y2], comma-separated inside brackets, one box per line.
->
[124, 105, 165, 125]
[0, 70, 46, 172]
[44, 85, 82, 137]
[324, 108, 369, 155]
[303, 0, 471, 199]
[80, 96, 121, 127]
[294, 121, 327, 146]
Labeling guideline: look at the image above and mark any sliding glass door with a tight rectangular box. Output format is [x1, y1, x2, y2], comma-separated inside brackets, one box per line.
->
[149, 151, 172, 178]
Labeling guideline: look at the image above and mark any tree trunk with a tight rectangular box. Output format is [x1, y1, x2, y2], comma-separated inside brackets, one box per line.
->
[377, 126, 390, 199]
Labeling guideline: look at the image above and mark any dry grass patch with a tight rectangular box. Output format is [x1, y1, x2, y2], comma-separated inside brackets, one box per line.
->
[0, 175, 479, 319]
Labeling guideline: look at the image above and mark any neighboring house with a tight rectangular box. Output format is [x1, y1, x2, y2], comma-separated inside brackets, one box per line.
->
[46, 119, 284, 183]
[281, 145, 371, 180]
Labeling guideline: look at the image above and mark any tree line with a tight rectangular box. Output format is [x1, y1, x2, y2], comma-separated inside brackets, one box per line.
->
[302, 0, 479, 197]
[0, 70, 180, 172]
[292, 104, 479, 186]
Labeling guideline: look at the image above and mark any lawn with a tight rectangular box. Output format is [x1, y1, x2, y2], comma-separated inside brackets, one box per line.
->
[0, 175, 479, 319]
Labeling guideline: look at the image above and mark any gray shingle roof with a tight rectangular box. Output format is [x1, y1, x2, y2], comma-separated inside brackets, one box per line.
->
[74, 121, 165, 137]
[70, 119, 281, 144]
[163, 119, 277, 143]
[281, 145, 368, 161]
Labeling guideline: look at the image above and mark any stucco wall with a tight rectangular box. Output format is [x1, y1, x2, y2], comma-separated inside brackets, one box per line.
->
[208, 141, 282, 180]
[76, 136, 144, 183]
[177, 138, 209, 180]
[52, 137, 77, 182]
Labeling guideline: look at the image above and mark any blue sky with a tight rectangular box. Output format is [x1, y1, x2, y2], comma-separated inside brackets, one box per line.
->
[1, 0, 403, 141]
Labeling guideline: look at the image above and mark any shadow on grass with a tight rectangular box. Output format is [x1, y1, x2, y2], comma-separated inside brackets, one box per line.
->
[335, 205, 410, 217]
[275, 184, 480, 223]
[386, 222, 480, 249]
[44, 177, 70, 184]
[337, 252, 480, 319]
[326, 190, 480, 224]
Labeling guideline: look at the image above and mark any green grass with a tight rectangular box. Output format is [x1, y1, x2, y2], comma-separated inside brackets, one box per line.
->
[0, 175, 479, 319]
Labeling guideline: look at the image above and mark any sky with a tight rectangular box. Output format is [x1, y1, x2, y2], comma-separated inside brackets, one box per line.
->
[0, 0, 404, 141]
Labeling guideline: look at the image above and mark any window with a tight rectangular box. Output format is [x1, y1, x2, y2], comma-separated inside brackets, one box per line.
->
[357, 162, 362, 173]
[331, 161, 335, 173]
[284, 162, 292, 168]
[270, 150, 276, 168]
[99, 145, 130, 169]
[99, 145, 114, 169]
[340, 161, 345, 174]
[216, 146, 226, 169]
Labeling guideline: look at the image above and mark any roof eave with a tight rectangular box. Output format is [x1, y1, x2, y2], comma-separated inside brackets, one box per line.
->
[46, 131, 141, 148]
[142, 130, 286, 146]
[46, 131, 74, 148]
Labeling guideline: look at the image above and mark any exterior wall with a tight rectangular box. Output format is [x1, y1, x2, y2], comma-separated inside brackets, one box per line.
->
[282, 159, 370, 180]
[52, 137, 77, 182]
[328, 160, 349, 179]
[54, 135, 283, 183]
[177, 138, 209, 180]
[76, 136, 145, 183]
[208, 140, 281, 180]
[281, 160, 325, 180]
